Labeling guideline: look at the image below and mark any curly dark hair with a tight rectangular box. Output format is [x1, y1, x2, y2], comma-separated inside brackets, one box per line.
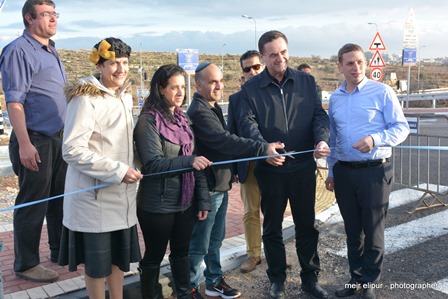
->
[93, 37, 132, 65]
[141, 64, 187, 123]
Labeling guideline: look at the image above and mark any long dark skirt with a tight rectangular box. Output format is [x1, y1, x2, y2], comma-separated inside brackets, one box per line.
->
[58, 225, 141, 278]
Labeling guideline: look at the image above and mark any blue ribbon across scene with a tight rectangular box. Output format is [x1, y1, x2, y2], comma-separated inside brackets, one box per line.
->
[1, 145, 447, 213]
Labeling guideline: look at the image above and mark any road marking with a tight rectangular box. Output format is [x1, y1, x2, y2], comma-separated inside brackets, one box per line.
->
[433, 278, 448, 295]
[335, 208, 448, 256]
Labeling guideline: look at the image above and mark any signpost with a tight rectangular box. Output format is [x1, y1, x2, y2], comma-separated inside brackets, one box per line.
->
[402, 8, 418, 109]
[177, 49, 199, 106]
[368, 32, 386, 82]
[370, 68, 384, 82]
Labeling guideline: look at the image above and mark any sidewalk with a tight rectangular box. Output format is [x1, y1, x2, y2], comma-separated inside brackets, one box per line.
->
[0, 167, 335, 298]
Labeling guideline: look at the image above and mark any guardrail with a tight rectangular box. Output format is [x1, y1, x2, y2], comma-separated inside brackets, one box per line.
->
[397, 91, 448, 109]
[392, 131, 448, 212]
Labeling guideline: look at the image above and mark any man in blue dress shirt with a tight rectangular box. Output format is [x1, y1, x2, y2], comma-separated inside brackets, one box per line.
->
[0, 0, 66, 283]
[325, 43, 410, 299]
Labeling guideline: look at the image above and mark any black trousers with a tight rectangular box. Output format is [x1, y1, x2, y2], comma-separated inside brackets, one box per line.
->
[9, 130, 67, 272]
[333, 160, 393, 283]
[255, 161, 320, 284]
[138, 206, 196, 267]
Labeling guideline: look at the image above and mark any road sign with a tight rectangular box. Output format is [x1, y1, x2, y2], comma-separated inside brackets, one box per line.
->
[403, 8, 418, 49]
[177, 49, 199, 71]
[369, 32, 387, 51]
[137, 86, 149, 99]
[402, 48, 417, 66]
[370, 68, 384, 82]
[369, 50, 386, 68]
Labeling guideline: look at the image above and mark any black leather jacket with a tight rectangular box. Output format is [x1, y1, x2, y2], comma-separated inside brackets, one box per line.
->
[133, 113, 210, 213]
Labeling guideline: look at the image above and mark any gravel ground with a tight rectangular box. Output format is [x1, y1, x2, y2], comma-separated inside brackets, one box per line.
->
[215, 198, 448, 299]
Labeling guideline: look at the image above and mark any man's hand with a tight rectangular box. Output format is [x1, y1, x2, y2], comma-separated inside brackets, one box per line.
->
[197, 210, 208, 220]
[192, 156, 212, 171]
[266, 142, 285, 167]
[353, 135, 374, 153]
[314, 141, 331, 159]
[19, 142, 41, 172]
[325, 177, 334, 192]
[122, 167, 143, 184]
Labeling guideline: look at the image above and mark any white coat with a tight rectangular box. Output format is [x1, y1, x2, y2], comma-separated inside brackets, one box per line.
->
[62, 75, 138, 233]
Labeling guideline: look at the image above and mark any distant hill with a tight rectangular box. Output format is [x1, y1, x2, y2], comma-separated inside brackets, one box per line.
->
[2, 49, 448, 109]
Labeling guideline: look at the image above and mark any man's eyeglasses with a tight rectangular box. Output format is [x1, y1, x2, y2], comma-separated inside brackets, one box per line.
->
[40, 12, 60, 19]
[243, 64, 262, 73]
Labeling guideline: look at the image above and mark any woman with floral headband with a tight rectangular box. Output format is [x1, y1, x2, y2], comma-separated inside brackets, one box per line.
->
[59, 37, 142, 299]
[134, 64, 212, 299]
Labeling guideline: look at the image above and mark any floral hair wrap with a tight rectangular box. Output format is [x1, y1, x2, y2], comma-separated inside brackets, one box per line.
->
[89, 39, 116, 64]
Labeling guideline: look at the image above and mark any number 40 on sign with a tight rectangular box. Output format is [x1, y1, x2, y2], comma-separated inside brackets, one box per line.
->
[370, 67, 384, 82]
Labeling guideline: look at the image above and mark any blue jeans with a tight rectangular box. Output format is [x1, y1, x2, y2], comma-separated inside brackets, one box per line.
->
[189, 191, 228, 288]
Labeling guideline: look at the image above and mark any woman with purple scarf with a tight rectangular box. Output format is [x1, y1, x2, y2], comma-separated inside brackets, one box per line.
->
[134, 64, 212, 299]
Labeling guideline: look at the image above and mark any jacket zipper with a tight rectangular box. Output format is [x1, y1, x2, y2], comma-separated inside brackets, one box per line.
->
[272, 81, 290, 135]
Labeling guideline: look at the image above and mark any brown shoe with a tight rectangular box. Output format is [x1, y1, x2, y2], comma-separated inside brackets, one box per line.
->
[240, 256, 261, 273]
[16, 265, 59, 283]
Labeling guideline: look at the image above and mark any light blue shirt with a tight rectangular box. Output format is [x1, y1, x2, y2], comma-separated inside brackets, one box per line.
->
[327, 77, 410, 177]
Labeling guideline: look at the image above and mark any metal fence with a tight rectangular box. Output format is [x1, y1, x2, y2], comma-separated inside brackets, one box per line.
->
[392, 131, 448, 212]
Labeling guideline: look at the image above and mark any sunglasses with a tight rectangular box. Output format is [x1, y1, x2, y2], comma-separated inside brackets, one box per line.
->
[243, 64, 262, 73]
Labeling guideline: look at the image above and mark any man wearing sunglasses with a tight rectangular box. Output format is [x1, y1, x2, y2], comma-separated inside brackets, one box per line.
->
[227, 50, 265, 274]
[238, 31, 330, 299]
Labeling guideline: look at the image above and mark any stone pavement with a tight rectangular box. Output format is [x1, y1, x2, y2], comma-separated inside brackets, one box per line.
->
[0, 163, 335, 298]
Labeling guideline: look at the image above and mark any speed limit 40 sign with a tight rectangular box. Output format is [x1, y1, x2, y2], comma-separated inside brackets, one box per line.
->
[370, 67, 384, 82]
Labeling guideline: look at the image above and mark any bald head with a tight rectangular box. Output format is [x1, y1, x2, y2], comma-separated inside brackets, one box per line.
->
[195, 63, 224, 105]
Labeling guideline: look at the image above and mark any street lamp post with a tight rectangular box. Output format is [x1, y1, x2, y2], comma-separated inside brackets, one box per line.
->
[138, 42, 143, 106]
[242, 14, 257, 49]
[221, 43, 227, 72]
[417, 45, 426, 91]
[367, 22, 378, 32]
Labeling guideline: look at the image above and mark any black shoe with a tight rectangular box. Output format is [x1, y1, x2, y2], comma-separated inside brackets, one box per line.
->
[360, 287, 376, 299]
[205, 277, 241, 298]
[301, 281, 329, 299]
[191, 287, 204, 299]
[269, 282, 285, 299]
[335, 280, 362, 297]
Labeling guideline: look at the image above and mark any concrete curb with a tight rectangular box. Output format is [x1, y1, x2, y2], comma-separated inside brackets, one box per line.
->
[53, 212, 341, 299]
[0, 145, 13, 176]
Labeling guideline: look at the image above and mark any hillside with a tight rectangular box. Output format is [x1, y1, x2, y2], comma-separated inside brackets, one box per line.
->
[1, 49, 448, 109]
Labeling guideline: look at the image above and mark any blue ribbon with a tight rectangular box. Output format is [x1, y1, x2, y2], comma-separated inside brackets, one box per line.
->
[0, 149, 315, 213]
[2, 145, 447, 213]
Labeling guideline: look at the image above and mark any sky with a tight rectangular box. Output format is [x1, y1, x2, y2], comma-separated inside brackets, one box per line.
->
[1, 0, 447, 59]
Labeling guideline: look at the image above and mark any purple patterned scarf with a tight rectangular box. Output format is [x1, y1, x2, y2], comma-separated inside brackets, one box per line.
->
[147, 108, 195, 206]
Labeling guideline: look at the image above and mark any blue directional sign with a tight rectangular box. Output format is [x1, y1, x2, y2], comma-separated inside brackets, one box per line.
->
[402, 48, 417, 66]
[177, 49, 199, 71]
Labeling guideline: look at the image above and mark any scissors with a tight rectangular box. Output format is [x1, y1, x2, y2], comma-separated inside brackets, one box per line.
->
[278, 149, 295, 159]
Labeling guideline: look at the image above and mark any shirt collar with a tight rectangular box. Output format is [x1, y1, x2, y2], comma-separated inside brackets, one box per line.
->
[22, 30, 56, 51]
[339, 76, 369, 93]
[259, 67, 294, 88]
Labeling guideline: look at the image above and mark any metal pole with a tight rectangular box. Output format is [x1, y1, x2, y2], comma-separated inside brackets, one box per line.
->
[406, 65, 411, 110]
[242, 15, 257, 49]
[186, 73, 191, 107]
[417, 45, 425, 91]
[368, 22, 378, 32]
[221, 43, 227, 71]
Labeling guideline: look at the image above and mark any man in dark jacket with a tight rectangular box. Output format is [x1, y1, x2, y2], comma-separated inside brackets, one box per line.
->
[238, 30, 330, 299]
[187, 62, 284, 299]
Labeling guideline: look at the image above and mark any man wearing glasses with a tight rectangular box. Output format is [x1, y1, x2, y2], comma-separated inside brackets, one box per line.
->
[0, 0, 66, 283]
[238, 31, 330, 299]
[227, 50, 265, 274]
